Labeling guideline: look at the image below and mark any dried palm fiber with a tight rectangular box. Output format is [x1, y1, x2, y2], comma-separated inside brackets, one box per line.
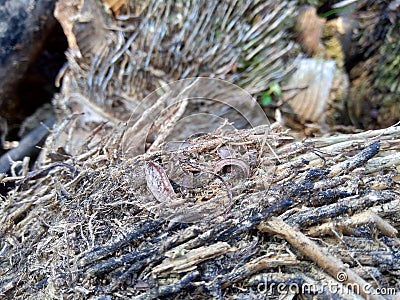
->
[283, 5, 350, 132]
[347, 0, 400, 128]
[1, 0, 400, 299]
[51, 0, 298, 158]
[0, 122, 399, 299]
[298, 0, 331, 6]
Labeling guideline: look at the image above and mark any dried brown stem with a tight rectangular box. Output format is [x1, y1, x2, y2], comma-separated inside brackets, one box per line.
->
[258, 218, 385, 300]
[307, 210, 398, 237]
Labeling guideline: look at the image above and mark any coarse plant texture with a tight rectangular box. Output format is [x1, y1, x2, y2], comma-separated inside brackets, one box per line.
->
[1, 1, 400, 298]
[0, 124, 399, 298]
[55, 0, 298, 142]
[348, 0, 400, 128]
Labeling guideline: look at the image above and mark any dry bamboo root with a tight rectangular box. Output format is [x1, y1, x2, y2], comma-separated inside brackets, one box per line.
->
[307, 210, 398, 237]
[258, 218, 385, 300]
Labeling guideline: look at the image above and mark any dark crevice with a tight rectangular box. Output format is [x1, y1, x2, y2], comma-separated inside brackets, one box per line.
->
[13, 21, 68, 138]
[0, 21, 67, 195]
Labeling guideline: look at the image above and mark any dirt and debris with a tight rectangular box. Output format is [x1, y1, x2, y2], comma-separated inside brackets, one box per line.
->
[0, 122, 399, 299]
[0, 0, 399, 299]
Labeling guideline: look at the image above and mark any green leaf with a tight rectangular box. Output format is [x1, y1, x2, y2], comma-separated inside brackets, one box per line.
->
[318, 6, 352, 19]
[269, 82, 282, 97]
[261, 92, 272, 106]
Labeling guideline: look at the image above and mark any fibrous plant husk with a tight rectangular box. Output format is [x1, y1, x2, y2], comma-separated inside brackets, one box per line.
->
[280, 57, 349, 131]
[286, 0, 400, 132]
[347, 0, 400, 128]
[0, 121, 399, 299]
[1, 0, 400, 299]
[277, 4, 351, 134]
[284, 3, 354, 133]
[53, 0, 298, 155]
